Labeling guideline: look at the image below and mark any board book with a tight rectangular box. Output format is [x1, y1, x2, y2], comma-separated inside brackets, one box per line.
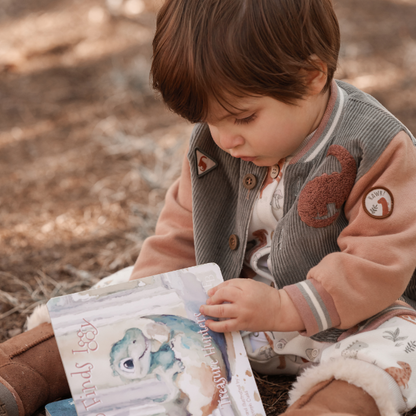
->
[45, 398, 76, 416]
[47, 263, 266, 416]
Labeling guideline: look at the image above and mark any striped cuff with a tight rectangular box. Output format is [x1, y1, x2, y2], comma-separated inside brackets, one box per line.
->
[284, 279, 340, 336]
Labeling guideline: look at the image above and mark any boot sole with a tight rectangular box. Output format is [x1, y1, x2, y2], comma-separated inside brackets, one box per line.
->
[0, 375, 25, 416]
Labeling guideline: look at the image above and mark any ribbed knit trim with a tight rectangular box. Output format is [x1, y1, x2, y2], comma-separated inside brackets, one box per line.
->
[290, 81, 343, 164]
[288, 358, 406, 416]
[288, 130, 317, 162]
[284, 279, 340, 336]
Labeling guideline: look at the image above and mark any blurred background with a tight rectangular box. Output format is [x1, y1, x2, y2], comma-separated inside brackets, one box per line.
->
[0, 0, 415, 413]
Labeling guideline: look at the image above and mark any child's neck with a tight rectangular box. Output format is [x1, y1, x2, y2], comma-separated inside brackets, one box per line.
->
[308, 88, 331, 136]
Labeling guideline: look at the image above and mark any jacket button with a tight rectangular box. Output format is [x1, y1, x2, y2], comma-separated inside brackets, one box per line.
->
[270, 164, 280, 179]
[243, 174, 257, 190]
[229, 234, 239, 250]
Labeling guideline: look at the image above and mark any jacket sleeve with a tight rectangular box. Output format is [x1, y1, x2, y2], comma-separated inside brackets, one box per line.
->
[129, 151, 196, 280]
[284, 131, 416, 335]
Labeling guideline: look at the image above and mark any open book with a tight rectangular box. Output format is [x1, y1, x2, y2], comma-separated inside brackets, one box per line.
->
[47, 263, 266, 416]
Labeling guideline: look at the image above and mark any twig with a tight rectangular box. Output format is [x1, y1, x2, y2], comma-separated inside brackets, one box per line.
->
[0, 272, 33, 294]
[0, 306, 21, 320]
[0, 290, 21, 306]
[270, 391, 286, 407]
[34, 276, 51, 299]
[254, 375, 287, 388]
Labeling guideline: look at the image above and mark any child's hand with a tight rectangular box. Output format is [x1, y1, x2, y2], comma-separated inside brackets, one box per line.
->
[199, 279, 282, 333]
[199, 279, 305, 333]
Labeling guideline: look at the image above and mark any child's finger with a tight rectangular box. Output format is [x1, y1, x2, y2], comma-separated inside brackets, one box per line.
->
[206, 285, 240, 305]
[206, 286, 219, 297]
[199, 302, 238, 319]
[207, 280, 232, 297]
[205, 318, 236, 333]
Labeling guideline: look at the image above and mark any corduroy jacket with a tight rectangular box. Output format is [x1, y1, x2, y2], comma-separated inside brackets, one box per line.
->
[131, 81, 416, 337]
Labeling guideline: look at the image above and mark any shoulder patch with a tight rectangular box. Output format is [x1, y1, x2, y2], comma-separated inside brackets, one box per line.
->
[362, 187, 394, 219]
[195, 148, 218, 178]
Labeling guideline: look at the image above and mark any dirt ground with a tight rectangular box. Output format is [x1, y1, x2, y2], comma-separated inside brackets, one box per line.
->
[0, 0, 415, 414]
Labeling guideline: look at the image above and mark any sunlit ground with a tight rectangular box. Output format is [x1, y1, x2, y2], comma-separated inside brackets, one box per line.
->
[0, 0, 416, 414]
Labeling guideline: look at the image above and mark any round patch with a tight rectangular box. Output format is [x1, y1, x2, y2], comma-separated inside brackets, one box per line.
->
[362, 187, 394, 219]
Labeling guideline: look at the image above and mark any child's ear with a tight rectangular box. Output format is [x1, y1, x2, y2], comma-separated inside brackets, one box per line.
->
[305, 55, 328, 96]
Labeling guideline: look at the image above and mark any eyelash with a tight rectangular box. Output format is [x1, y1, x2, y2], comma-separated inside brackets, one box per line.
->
[234, 113, 256, 125]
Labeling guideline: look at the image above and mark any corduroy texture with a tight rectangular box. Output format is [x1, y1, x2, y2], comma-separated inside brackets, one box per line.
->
[187, 80, 407, 284]
[131, 80, 416, 341]
[0, 323, 69, 416]
[188, 123, 268, 282]
[187, 80, 416, 339]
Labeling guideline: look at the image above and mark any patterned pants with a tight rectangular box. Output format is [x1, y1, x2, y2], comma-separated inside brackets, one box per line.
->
[254, 307, 416, 416]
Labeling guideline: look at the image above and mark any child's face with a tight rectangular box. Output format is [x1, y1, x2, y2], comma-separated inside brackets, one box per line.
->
[206, 91, 329, 167]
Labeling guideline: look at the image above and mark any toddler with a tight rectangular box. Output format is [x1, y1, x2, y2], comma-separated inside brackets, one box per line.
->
[2, 0, 416, 415]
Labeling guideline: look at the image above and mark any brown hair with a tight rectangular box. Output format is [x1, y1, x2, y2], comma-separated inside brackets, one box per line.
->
[151, 0, 340, 123]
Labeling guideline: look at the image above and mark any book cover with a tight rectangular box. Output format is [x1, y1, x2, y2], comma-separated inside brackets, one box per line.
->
[47, 263, 266, 416]
[45, 398, 76, 416]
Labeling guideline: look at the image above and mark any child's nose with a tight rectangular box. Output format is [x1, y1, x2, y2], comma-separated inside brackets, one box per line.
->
[218, 129, 245, 150]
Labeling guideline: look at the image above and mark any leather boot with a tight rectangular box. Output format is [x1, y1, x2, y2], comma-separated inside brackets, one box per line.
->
[0, 322, 70, 416]
[282, 378, 381, 416]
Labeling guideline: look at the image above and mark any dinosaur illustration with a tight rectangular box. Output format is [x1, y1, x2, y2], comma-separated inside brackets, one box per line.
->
[110, 314, 232, 416]
[385, 361, 412, 389]
[399, 315, 416, 325]
[271, 189, 284, 210]
[298, 145, 357, 228]
[341, 340, 368, 358]
[198, 156, 208, 172]
[377, 197, 389, 216]
[245, 229, 269, 266]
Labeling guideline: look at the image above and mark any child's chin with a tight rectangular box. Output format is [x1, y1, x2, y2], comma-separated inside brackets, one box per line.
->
[251, 159, 272, 167]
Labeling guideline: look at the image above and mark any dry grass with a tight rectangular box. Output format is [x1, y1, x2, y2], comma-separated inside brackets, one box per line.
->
[1, 0, 416, 414]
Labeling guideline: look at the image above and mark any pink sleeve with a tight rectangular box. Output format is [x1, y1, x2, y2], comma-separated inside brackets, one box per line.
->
[129, 152, 196, 280]
[285, 131, 416, 335]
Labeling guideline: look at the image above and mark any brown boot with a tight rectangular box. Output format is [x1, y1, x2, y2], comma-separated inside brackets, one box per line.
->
[282, 378, 381, 416]
[0, 322, 70, 416]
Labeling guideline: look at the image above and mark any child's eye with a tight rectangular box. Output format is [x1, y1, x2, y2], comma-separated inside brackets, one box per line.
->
[234, 113, 256, 125]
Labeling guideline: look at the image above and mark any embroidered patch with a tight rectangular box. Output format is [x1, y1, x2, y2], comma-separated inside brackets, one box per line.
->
[195, 148, 218, 178]
[362, 187, 394, 219]
[298, 145, 357, 228]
